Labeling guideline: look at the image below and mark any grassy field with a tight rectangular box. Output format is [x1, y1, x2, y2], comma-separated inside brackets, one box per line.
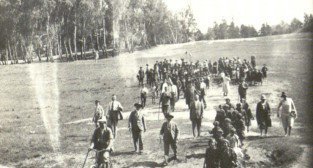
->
[0, 33, 312, 168]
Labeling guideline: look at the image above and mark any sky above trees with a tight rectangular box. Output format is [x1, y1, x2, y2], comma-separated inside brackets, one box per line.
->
[164, 0, 313, 32]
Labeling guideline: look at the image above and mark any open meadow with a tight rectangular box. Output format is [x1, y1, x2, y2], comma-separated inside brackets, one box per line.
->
[0, 33, 312, 168]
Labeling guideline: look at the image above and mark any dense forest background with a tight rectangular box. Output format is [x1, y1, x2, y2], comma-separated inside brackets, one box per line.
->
[0, 0, 312, 64]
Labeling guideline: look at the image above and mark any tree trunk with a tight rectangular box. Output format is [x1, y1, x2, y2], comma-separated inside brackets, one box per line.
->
[68, 38, 73, 61]
[58, 35, 63, 61]
[73, 12, 77, 61]
[102, 18, 108, 57]
[63, 39, 69, 61]
[7, 41, 12, 63]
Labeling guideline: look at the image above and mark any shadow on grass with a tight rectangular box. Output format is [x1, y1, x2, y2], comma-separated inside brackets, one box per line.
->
[186, 153, 205, 159]
[246, 135, 282, 141]
[112, 151, 135, 157]
[124, 161, 164, 168]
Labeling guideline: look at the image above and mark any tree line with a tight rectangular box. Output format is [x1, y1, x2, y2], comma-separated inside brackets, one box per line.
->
[0, 0, 199, 64]
[203, 13, 313, 40]
[0, 0, 312, 64]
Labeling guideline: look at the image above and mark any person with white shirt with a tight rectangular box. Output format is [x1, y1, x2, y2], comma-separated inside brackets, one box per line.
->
[277, 92, 297, 136]
[170, 84, 178, 112]
[199, 78, 207, 108]
[107, 94, 123, 138]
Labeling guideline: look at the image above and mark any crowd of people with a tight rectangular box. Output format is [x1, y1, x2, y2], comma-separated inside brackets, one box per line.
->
[89, 52, 298, 167]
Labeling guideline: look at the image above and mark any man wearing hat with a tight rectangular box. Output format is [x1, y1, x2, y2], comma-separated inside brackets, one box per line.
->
[160, 114, 180, 165]
[93, 100, 105, 128]
[277, 92, 297, 136]
[90, 118, 113, 167]
[129, 103, 147, 153]
[256, 94, 271, 136]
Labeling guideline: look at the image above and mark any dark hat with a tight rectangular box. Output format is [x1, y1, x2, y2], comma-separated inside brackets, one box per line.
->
[134, 103, 143, 108]
[213, 121, 220, 126]
[95, 100, 100, 103]
[165, 114, 174, 119]
[281, 92, 287, 98]
[225, 98, 230, 101]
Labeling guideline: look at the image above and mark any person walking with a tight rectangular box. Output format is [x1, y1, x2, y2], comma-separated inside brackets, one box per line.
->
[203, 139, 219, 168]
[170, 83, 178, 112]
[238, 80, 248, 101]
[160, 87, 171, 117]
[107, 94, 123, 139]
[222, 73, 231, 96]
[140, 84, 149, 108]
[93, 100, 105, 128]
[256, 95, 271, 136]
[137, 67, 145, 86]
[277, 92, 297, 136]
[160, 114, 179, 166]
[190, 95, 204, 137]
[128, 103, 147, 154]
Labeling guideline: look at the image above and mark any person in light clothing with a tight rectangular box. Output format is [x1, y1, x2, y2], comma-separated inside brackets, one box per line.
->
[170, 84, 178, 112]
[93, 100, 106, 127]
[190, 95, 204, 137]
[107, 94, 123, 138]
[277, 92, 297, 136]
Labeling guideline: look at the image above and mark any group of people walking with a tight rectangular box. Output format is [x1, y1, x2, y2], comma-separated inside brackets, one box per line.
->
[89, 53, 297, 167]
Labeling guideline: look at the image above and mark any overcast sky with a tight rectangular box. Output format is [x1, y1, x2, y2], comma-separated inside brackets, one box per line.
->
[163, 0, 313, 33]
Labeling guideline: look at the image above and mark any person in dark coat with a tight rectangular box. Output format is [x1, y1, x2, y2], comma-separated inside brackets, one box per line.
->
[128, 103, 147, 153]
[190, 95, 204, 137]
[261, 64, 268, 79]
[233, 113, 246, 146]
[203, 139, 219, 168]
[160, 114, 179, 165]
[237, 101, 254, 132]
[138, 67, 145, 86]
[238, 80, 248, 101]
[256, 94, 271, 136]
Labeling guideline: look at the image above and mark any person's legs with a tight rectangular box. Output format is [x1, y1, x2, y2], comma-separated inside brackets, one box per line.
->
[171, 139, 178, 159]
[132, 129, 139, 152]
[138, 131, 143, 151]
[192, 120, 196, 137]
[281, 115, 288, 136]
[164, 140, 170, 163]
[143, 96, 146, 108]
[197, 119, 202, 137]
[264, 126, 268, 136]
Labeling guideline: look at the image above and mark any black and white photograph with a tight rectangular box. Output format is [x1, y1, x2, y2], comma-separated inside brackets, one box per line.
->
[0, 0, 312, 167]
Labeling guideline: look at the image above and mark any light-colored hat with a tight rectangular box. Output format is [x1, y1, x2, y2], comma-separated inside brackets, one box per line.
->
[98, 118, 107, 123]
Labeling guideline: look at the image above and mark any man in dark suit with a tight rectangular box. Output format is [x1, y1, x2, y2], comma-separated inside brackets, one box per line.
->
[128, 103, 146, 154]
[190, 95, 204, 137]
[160, 114, 179, 165]
[256, 94, 271, 136]
[238, 80, 248, 101]
[138, 67, 145, 86]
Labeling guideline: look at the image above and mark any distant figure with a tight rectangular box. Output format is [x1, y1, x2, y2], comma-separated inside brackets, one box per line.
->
[251, 55, 256, 68]
[140, 84, 148, 108]
[151, 84, 157, 104]
[277, 92, 297, 136]
[160, 87, 171, 116]
[261, 64, 268, 79]
[160, 114, 179, 166]
[107, 94, 123, 138]
[93, 100, 105, 128]
[222, 73, 231, 96]
[256, 95, 271, 136]
[137, 67, 145, 86]
[203, 139, 219, 168]
[94, 50, 99, 62]
[238, 80, 248, 101]
[190, 95, 204, 137]
[128, 103, 146, 154]
[170, 83, 178, 112]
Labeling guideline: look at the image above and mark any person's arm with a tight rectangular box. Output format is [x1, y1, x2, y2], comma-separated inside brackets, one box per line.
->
[142, 115, 147, 132]
[256, 103, 260, 124]
[90, 129, 97, 149]
[160, 123, 165, 135]
[290, 99, 297, 118]
[118, 102, 123, 111]
[106, 129, 114, 150]
[175, 124, 180, 140]
[128, 112, 132, 129]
